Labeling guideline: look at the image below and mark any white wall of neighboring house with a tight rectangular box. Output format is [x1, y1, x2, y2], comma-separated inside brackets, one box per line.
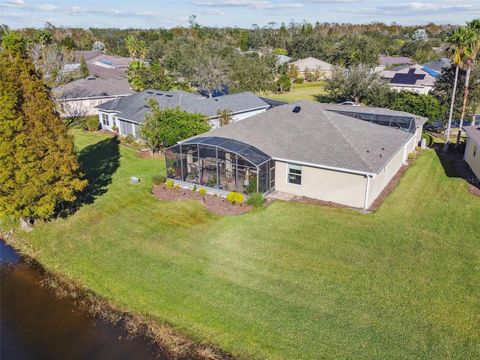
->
[57, 95, 129, 117]
[389, 84, 433, 95]
[464, 136, 480, 179]
[208, 108, 268, 128]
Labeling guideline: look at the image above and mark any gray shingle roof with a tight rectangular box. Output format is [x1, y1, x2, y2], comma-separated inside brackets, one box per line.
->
[421, 58, 451, 72]
[97, 90, 270, 123]
[186, 101, 413, 174]
[378, 55, 412, 65]
[316, 103, 428, 128]
[53, 77, 133, 99]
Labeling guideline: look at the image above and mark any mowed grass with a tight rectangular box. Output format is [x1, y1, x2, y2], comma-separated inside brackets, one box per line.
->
[258, 81, 327, 103]
[15, 130, 480, 359]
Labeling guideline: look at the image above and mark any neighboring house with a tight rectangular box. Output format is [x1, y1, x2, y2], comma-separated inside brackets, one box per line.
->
[165, 100, 419, 209]
[74, 51, 135, 80]
[464, 125, 480, 179]
[421, 58, 451, 73]
[96, 90, 270, 137]
[382, 64, 439, 94]
[53, 77, 133, 117]
[290, 57, 333, 79]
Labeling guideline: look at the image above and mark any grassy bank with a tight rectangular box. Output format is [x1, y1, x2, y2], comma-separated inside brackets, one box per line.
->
[8, 130, 480, 359]
[258, 81, 327, 103]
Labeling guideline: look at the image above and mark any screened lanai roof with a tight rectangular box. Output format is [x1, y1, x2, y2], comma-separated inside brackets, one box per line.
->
[180, 136, 271, 166]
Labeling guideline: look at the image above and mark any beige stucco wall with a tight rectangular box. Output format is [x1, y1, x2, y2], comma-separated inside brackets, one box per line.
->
[367, 142, 406, 207]
[274, 161, 368, 208]
[465, 137, 480, 179]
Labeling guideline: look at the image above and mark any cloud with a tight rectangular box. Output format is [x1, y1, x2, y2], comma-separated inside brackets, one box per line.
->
[377, 1, 480, 14]
[201, 9, 227, 15]
[192, 0, 304, 10]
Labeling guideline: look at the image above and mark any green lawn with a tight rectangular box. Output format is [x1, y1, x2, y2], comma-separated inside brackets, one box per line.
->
[258, 81, 327, 103]
[10, 130, 480, 359]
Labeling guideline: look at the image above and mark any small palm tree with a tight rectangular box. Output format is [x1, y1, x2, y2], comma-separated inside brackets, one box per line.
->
[456, 20, 480, 147]
[444, 26, 474, 150]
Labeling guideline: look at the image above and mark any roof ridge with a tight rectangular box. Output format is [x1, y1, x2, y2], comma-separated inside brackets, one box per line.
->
[322, 109, 374, 172]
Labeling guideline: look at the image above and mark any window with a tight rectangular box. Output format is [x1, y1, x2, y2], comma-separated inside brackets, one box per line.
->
[474, 145, 477, 157]
[101, 113, 109, 126]
[287, 164, 302, 185]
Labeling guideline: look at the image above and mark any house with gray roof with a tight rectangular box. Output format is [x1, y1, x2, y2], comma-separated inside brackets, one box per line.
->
[290, 57, 333, 79]
[53, 76, 133, 117]
[165, 101, 419, 209]
[382, 64, 439, 95]
[96, 90, 270, 138]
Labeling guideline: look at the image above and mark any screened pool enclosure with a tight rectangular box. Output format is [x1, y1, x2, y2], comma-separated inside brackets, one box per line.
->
[164, 137, 275, 194]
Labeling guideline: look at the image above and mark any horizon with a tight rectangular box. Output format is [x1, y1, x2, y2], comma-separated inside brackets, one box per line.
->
[1, 0, 479, 29]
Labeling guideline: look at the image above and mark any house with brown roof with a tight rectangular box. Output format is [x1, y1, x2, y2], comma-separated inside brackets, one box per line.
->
[290, 57, 333, 80]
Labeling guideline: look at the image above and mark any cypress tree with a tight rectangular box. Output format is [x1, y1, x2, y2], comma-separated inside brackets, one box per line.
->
[0, 32, 87, 226]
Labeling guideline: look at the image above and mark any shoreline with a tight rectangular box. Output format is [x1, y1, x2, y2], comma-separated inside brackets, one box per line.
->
[1, 232, 235, 360]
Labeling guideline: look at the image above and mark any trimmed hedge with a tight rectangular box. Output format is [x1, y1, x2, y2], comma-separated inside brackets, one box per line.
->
[226, 192, 244, 205]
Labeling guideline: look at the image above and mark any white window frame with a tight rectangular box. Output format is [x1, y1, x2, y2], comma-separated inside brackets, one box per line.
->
[101, 113, 110, 126]
[287, 164, 302, 185]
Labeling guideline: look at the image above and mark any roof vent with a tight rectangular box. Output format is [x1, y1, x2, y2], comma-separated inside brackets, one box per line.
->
[155, 92, 163, 96]
[146, 90, 154, 94]
[87, 76, 96, 80]
[166, 94, 173, 97]
[292, 106, 301, 113]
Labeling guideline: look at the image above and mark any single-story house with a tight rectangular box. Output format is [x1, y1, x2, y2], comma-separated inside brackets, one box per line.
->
[464, 125, 480, 179]
[382, 64, 439, 95]
[53, 77, 133, 117]
[96, 90, 270, 137]
[165, 100, 419, 209]
[290, 57, 333, 79]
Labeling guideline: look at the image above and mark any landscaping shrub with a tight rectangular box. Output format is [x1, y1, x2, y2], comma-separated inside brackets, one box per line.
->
[294, 77, 304, 84]
[124, 134, 136, 145]
[227, 192, 244, 205]
[165, 179, 174, 187]
[174, 184, 181, 190]
[85, 116, 99, 132]
[199, 187, 206, 196]
[246, 174, 257, 194]
[192, 185, 197, 193]
[247, 193, 265, 207]
[152, 175, 166, 185]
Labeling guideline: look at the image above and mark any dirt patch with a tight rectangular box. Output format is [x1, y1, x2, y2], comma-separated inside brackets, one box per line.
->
[138, 149, 165, 159]
[152, 185, 252, 216]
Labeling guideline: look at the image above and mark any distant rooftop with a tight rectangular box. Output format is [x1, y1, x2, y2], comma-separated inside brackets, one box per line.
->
[291, 57, 333, 72]
[378, 55, 413, 66]
[97, 90, 270, 123]
[53, 77, 133, 99]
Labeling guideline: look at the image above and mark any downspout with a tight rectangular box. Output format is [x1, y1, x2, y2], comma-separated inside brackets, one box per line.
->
[363, 175, 372, 210]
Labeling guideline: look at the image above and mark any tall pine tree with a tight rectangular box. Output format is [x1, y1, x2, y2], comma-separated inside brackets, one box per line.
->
[0, 32, 87, 226]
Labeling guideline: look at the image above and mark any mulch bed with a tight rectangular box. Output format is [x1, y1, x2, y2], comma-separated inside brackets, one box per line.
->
[368, 162, 411, 211]
[152, 185, 252, 216]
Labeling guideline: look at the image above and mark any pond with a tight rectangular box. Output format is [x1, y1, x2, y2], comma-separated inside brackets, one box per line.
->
[0, 240, 167, 359]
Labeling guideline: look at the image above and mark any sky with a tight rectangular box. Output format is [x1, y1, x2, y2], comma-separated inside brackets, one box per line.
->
[1, 0, 479, 29]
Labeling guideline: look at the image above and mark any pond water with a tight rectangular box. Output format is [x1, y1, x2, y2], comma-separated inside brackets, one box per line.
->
[0, 240, 167, 359]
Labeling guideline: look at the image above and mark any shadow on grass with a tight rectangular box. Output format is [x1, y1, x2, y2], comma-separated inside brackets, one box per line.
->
[433, 143, 480, 192]
[61, 136, 120, 217]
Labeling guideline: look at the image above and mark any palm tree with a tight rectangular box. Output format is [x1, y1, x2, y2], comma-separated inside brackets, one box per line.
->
[455, 25, 478, 147]
[444, 26, 474, 150]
